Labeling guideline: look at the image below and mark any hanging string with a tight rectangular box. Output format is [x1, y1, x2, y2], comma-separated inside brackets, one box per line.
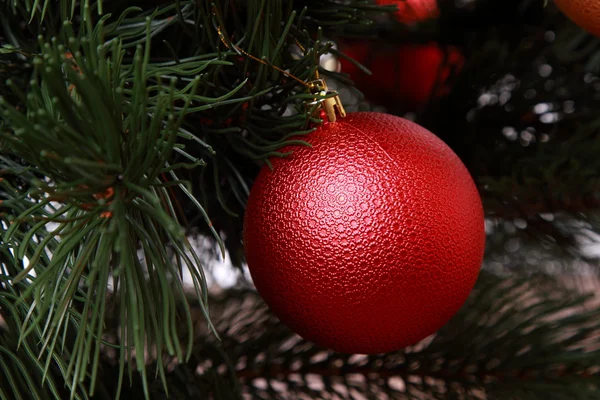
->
[212, 6, 345, 122]
[216, 26, 311, 88]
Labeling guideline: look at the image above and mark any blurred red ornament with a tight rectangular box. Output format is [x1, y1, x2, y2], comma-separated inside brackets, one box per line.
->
[243, 112, 485, 354]
[377, 0, 439, 25]
[555, 0, 600, 37]
[339, 42, 464, 111]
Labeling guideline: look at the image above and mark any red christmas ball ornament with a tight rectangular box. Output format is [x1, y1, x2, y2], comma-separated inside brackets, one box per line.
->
[339, 42, 464, 111]
[377, 0, 439, 25]
[243, 112, 485, 354]
[555, 0, 600, 37]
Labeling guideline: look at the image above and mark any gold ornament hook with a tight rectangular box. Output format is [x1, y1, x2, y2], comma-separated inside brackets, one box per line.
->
[213, 6, 345, 123]
[307, 79, 347, 123]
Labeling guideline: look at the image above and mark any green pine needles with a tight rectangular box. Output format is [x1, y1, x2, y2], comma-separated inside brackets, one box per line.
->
[1, 159, 90, 400]
[1, 10, 223, 400]
[1, 1, 600, 400]
[0, 1, 358, 398]
[111, 273, 600, 399]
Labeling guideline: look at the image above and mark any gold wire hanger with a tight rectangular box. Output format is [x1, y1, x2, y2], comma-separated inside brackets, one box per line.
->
[214, 12, 346, 123]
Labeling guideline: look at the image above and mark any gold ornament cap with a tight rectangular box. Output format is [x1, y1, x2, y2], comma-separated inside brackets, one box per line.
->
[307, 79, 346, 123]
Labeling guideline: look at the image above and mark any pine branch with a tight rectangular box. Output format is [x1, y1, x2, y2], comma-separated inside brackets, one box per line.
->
[3, 1, 600, 399]
[0, 12, 233, 399]
[2, 0, 396, 249]
[0, 270, 97, 400]
[0, 159, 98, 400]
[3, 0, 104, 23]
[1, 2, 383, 396]
[105, 272, 600, 399]
[483, 205, 600, 275]
[294, 0, 395, 27]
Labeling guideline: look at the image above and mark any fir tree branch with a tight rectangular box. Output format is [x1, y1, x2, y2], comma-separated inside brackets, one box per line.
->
[0, 159, 97, 400]
[2, 2, 599, 400]
[0, 11, 239, 399]
[295, 0, 396, 27]
[123, 272, 600, 399]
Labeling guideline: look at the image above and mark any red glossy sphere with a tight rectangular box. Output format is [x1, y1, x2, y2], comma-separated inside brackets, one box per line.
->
[339, 42, 464, 111]
[376, 0, 439, 25]
[243, 112, 485, 354]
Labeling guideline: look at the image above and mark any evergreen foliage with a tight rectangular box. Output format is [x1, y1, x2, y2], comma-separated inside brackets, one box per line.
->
[1, 0, 599, 399]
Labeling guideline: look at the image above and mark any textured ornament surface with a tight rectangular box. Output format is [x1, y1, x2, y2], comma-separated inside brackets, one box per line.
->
[243, 112, 485, 354]
[555, 0, 600, 37]
[376, 0, 439, 24]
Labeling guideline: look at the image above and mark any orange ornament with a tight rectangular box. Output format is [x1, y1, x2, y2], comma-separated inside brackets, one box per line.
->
[377, 0, 439, 25]
[555, 0, 600, 37]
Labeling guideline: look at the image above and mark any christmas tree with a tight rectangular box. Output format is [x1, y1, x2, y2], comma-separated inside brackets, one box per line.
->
[1, 0, 600, 398]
